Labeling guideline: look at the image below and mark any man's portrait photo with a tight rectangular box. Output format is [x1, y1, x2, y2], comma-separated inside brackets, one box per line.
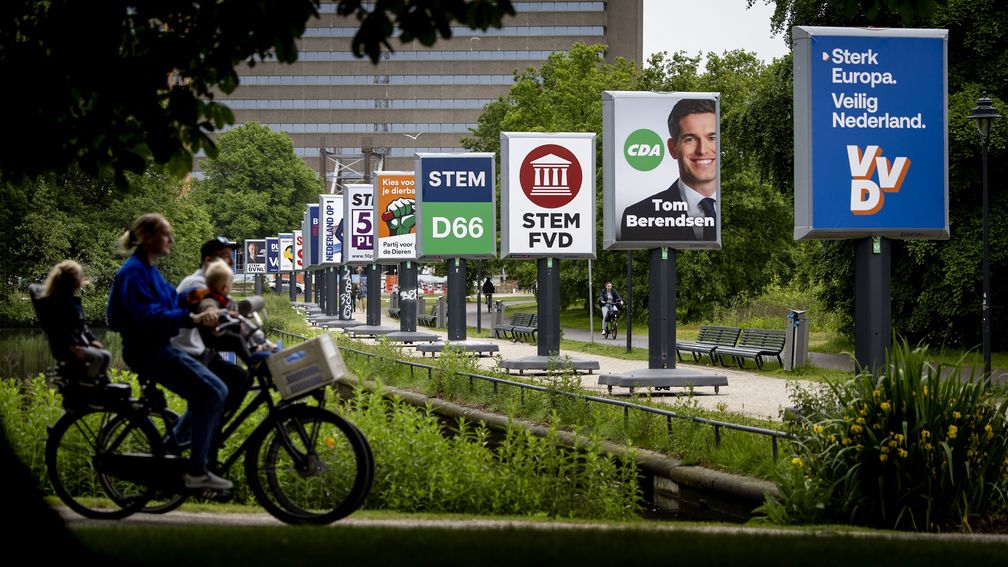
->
[615, 96, 720, 245]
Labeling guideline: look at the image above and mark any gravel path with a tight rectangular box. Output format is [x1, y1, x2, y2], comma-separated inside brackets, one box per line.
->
[335, 312, 824, 422]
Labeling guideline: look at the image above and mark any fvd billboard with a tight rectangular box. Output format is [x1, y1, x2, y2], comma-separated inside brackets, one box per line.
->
[793, 26, 949, 240]
[500, 133, 595, 259]
[416, 153, 496, 259]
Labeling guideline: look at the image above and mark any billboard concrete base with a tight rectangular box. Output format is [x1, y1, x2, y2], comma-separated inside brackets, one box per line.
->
[500, 355, 600, 375]
[598, 368, 727, 395]
[385, 331, 441, 344]
[316, 319, 364, 329]
[343, 325, 397, 338]
[415, 340, 500, 357]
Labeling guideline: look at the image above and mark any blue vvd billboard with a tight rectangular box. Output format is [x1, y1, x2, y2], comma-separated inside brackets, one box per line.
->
[793, 27, 948, 240]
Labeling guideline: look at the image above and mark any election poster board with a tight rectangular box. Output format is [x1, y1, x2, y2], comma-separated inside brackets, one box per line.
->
[602, 91, 721, 251]
[500, 133, 595, 259]
[306, 203, 320, 266]
[266, 237, 279, 273]
[293, 230, 303, 271]
[301, 209, 312, 269]
[793, 26, 949, 240]
[244, 239, 266, 274]
[344, 183, 375, 264]
[415, 153, 497, 260]
[279, 232, 294, 272]
[319, 194, 344, 265]
[373, 171, 417, 262]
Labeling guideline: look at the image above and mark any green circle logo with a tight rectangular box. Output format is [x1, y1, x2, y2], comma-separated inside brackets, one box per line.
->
[623, 129, 664, 171]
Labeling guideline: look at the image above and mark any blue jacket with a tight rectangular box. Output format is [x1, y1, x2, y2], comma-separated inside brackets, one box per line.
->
[107, 252, 192, 350]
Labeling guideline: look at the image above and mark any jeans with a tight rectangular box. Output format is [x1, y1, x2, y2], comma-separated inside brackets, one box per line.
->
[124, 344, 228, 475]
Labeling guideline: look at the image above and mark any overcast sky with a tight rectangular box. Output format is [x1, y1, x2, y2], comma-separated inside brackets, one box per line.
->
[643, 0, 790, 63]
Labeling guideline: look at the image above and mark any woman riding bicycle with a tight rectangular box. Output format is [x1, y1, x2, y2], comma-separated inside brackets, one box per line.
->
[598, 281, 624, 337]
[106, 213, 232, 491]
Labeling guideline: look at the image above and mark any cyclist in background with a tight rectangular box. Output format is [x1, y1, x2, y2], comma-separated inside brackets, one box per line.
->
[598, 281, 624, 337]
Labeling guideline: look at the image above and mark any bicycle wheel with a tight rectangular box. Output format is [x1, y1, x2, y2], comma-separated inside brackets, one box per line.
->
[245, 405, 373, 525]
[99, 410, 188, 514]
[46, 408, 159, 519]
[611, 318, 619, 340]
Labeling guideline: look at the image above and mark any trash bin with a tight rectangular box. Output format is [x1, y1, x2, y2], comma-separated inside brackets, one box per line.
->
[784, 310, 809, 370]
[435, 296, 446, 327]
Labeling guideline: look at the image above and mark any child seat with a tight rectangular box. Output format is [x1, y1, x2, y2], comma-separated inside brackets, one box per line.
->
[28, 284, 126, 407]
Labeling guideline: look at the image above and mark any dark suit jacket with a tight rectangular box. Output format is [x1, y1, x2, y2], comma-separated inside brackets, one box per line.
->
[618, 180, 715, 243]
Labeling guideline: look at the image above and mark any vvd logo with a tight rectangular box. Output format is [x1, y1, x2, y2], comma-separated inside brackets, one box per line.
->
[847, 145, 910, 215]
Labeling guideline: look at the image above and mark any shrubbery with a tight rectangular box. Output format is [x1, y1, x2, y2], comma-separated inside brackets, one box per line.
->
[760, 339, 1008, 531]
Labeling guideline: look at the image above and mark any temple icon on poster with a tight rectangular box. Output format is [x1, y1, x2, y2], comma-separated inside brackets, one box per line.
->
[530, 154, 572, 195]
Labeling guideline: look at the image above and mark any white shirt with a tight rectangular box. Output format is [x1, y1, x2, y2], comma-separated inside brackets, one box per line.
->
[170, 269, 207, 356]
[678, 179, 716, 239]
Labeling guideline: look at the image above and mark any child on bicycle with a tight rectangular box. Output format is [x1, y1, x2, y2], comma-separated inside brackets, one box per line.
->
[182, 259, 273, 365]
[37, 260, 112, 379]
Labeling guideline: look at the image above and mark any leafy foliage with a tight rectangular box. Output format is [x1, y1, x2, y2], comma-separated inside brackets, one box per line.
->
[761, 339, 1008, 530]
[465, 44, 795, 320]
[769, 0, 1008, 347]
[0, 170, 213, 323]
[190, 122, 323, 243]
[0, 0, 515, 185]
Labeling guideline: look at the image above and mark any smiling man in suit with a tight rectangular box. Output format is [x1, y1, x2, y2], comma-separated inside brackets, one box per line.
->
[620, 98, 718, 243]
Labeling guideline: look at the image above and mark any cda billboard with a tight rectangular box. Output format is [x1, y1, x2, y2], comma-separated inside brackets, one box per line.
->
[602, 91, 722, 250]
[500, 133, 596, 259]
[793, 26, 949, 240]
[416, 153, 497, 259]
[344, 184, 375, 264]
[373, 171, 417, 262]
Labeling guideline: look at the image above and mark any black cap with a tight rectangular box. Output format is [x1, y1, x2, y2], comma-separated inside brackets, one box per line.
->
[200, 236, 237, 260]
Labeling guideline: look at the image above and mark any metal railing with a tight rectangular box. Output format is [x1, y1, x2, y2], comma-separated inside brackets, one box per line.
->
[268, 328, 796, 460]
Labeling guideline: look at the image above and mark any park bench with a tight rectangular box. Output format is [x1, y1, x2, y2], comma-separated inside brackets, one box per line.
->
[714, 328, 787, 370]
[676, 326, 741, 363]
[493, 312, 532, 340]
[417, 303, 438, 326]
[511, 314, 538, 342]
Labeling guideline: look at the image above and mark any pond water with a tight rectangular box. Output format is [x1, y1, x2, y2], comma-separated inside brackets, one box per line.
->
[0, 328, 124, 378]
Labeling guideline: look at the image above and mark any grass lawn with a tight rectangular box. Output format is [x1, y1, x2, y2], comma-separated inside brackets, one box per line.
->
[70, 513, 1008, 566]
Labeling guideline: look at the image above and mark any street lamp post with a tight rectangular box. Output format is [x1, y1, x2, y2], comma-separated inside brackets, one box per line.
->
[968, 94, 1002, 378]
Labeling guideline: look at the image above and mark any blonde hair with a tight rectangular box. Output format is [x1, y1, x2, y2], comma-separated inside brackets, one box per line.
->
[118, 212, 169, 255]
[41, 260, 85, 298]
[204, 258, 233, 293]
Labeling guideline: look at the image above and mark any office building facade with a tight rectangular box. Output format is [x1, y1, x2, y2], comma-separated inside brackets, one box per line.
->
[210, 0, 643, 179]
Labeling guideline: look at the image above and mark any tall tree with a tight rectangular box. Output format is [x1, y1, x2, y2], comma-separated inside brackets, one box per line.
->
[464, 44, 795, 320]
[191, 123, 323, 243]
[756, 0, 1008, 347]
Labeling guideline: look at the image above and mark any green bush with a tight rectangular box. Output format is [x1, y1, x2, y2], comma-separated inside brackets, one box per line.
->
[759, 339, 1008, 531]
[345, 387, 641, 519]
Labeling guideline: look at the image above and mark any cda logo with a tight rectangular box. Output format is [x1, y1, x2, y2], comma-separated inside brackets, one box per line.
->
[623, 129, 664, 171]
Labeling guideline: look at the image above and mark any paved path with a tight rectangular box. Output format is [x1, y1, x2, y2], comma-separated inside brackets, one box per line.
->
[323, 305, 817, 423]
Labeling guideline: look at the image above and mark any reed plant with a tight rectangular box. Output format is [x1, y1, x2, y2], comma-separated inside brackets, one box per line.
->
[759, 338, 1008, 531]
